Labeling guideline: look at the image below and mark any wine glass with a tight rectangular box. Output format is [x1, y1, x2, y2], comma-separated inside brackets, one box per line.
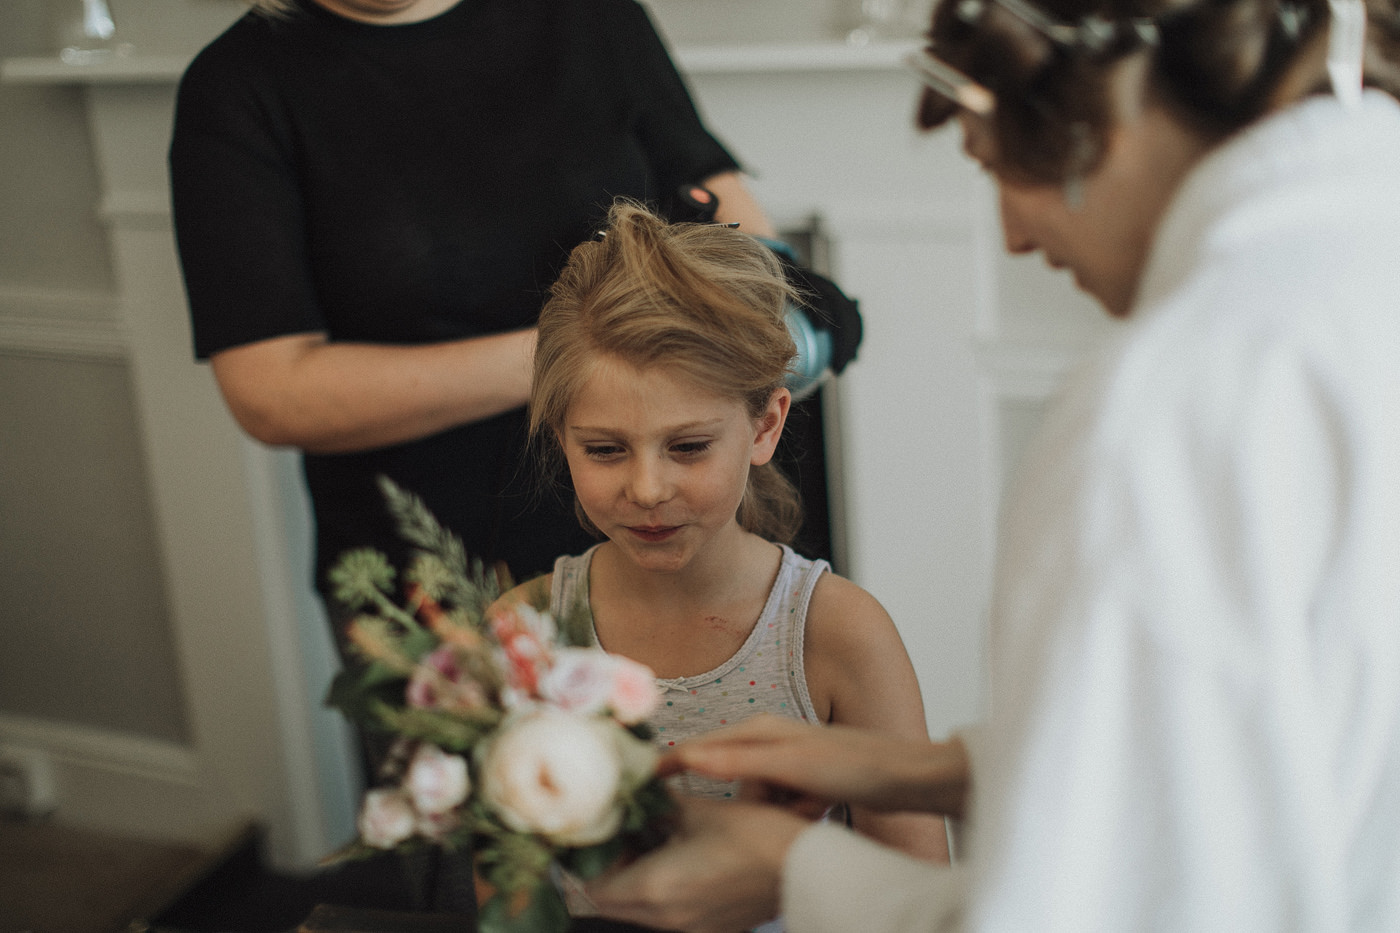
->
[57, 0, 133, 65]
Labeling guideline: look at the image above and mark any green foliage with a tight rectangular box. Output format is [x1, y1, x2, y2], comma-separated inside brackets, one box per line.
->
[370, 699, 501, 752]
[556, 589, 596, 649]
[559, 837, 624, 881]
[325, 660, 406, 730]
[479, 878, 569, 933]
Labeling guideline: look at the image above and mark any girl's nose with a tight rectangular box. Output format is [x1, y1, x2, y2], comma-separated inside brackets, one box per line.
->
[626, 457, 673, 509]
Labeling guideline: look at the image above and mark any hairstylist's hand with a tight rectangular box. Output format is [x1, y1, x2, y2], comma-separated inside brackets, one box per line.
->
[586, 797, 807, 933]
[663, 715, 972, 819]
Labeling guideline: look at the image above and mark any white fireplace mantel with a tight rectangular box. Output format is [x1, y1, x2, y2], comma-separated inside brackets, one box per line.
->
[2, 38, 922, 85]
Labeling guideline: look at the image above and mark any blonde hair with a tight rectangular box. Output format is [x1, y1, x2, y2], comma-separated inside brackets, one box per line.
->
[532, 199, 803, 544]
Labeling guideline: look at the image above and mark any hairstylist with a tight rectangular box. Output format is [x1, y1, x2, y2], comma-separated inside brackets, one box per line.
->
[583, 0, 1400, 928]
[170, 0, 776, 629]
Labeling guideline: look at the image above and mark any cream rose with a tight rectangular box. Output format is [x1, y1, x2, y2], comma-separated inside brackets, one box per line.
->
[358, 788, 417, 849]
[404, 743, 471, 816]
[478, 708, 649, 846]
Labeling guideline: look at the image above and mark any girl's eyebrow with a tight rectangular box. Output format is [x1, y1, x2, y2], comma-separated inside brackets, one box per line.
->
[567, 418, 726, 435]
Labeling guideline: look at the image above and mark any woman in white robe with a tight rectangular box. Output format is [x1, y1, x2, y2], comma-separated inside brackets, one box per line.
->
[581, 0, 1400, 929]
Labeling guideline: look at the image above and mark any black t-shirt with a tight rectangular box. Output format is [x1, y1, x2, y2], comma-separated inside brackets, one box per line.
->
[170, 0, 740, 593]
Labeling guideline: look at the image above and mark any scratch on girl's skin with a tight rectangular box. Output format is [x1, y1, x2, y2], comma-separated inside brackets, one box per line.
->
[705, 615, 735, 632]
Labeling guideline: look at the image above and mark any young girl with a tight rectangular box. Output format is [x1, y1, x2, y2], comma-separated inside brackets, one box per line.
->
[511, 199, 947, 869]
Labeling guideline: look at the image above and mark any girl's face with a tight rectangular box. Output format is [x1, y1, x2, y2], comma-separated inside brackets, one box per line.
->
[560, 356, 788, 575]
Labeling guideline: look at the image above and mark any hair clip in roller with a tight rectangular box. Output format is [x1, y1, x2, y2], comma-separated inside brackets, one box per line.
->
[904, 50, 996, 115]
[1327, 0, 1366, 109]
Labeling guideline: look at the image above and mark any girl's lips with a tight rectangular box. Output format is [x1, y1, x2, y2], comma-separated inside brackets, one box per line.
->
[627, 525, 680, 543]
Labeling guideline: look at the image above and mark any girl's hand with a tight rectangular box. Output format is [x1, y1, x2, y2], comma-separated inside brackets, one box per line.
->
[662, 715, 971, 818]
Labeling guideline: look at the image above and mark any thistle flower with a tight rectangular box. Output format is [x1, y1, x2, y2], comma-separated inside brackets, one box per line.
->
[329, 548, 396, 610]
[406, 553, 457, 603]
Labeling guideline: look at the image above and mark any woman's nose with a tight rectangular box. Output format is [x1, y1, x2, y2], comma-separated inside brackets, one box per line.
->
[999, 190, 1036, 255]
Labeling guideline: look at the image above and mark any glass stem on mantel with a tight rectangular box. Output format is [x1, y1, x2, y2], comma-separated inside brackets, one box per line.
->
[846, 0, 932, 44]
[59, 0, 134, 65]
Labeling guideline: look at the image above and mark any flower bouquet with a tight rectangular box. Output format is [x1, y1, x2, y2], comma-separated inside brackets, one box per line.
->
[325, 477, 672, 932]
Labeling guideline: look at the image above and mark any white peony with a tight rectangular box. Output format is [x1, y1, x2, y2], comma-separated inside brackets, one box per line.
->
[358, 788, 417, 849]
[478, 708, 652, 846]
[404, 743, 471, 816]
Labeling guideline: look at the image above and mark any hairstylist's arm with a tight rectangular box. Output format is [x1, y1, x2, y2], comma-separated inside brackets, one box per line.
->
[667, 715, 972, 819]
[703, 170, 778, 239]
[208, 328, 537, 454]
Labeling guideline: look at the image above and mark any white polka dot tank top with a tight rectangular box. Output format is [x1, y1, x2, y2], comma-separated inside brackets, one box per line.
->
[549, 543, 826, 799]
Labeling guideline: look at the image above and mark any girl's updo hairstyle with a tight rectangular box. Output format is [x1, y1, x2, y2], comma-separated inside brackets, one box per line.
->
[919, 0, 1400, 185]
[531, 199, 803, 545]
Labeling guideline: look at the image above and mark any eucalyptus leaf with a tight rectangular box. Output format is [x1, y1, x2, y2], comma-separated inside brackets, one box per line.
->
[560, 837, 623, 880]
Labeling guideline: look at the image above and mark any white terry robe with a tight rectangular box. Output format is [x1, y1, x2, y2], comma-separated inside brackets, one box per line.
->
[783, 90, 1400, 932]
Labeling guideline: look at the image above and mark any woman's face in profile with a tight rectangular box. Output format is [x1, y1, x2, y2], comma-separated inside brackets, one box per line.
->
[956, 112, 1145, 317]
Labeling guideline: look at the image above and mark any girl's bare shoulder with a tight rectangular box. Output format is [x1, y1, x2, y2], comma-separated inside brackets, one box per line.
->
[806, 570, 895, 634]
[489, 573, 554, 616]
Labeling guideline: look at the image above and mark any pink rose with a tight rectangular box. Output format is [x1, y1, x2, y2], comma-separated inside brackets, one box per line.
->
[605, 655, 661, 725]
[358, 788, 416, 849]
[404, 743, 471, 816]
[541, 649, 659, 725]
[406, 645, 487, 712]
[490, 604, 557, 700]
[539, 648, 616, 716]
[416, 808, 462, 843]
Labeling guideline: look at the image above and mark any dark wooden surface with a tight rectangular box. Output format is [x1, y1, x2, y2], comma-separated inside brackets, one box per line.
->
[300, 903, 475, 933]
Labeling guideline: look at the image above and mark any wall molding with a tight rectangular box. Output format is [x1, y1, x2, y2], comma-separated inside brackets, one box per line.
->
[807, 197, 977, 241]
[0, 712, 199, 786]
[100, 189, 174, 230]
[0, 285, 126, 361]
[0, 712, 253, 847]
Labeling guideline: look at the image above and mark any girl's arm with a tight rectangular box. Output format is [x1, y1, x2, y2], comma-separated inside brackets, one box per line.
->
[803, 574, 952, 862]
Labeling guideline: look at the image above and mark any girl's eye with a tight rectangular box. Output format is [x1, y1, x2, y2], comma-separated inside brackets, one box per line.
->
[671, 440, 712, 456]
[583, 444, 623, 460]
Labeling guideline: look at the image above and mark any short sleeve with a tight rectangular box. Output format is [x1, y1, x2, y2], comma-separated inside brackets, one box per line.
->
[605, 0, 741, 194]
[169, 38, 326, 359]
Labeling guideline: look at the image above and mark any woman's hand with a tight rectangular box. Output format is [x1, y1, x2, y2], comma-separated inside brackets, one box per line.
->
[662, 715, 971, 819]
[585, 796, 807, 933]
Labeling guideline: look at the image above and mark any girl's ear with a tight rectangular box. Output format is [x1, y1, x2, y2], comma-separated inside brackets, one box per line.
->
[750, 388, 791, 467]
